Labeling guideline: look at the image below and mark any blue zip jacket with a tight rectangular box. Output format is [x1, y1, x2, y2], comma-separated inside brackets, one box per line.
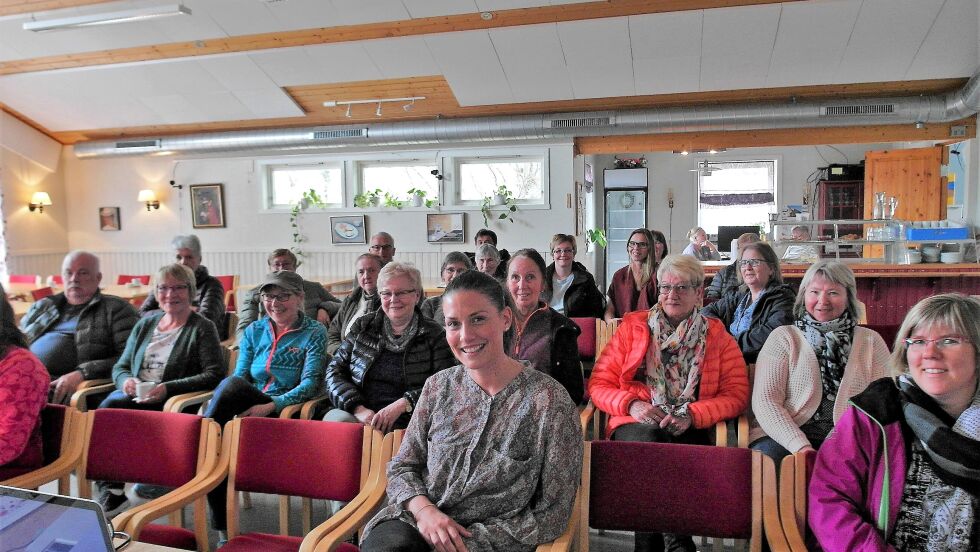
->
[235, 312, 326, 412]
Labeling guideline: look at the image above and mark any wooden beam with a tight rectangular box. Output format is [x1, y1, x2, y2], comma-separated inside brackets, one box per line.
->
[574, 120, 978, 154]
[0, 0, 804, 75]
[0, 0, 114, 16]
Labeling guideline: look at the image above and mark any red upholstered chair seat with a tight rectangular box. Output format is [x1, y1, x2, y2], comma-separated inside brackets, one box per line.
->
[335, 544, 359, 552]
[589, 441, 754, 538]
[117, 275, 151, 285]
[220, 533, 303, 552]
[570, 317, 597, 360]
[137, 524, 197, 551]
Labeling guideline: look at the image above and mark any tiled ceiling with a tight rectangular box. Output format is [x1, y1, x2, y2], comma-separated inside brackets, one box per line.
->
[0, 0, 976, 142]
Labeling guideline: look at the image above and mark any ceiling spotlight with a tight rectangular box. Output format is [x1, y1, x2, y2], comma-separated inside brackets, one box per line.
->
[403, 99, 416, 112]
[376, 102, 383, 117]
[345, 105, 352, 118]
[680, 150, 689, 156]
[709, 149, 718, 154]
[914, 121, 925, 129]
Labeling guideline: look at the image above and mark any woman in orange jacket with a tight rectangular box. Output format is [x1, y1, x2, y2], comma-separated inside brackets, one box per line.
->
[588, 254, 749, 552]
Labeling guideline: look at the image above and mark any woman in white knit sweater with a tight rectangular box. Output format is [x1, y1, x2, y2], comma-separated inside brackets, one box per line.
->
[750, 260, 890, 460]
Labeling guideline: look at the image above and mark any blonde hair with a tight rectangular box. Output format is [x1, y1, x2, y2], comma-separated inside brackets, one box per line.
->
[155, 263, 196, 297]
[657, 254, 705, 288]
[890, 294, 980, 381]
[627, 228, 658, 289]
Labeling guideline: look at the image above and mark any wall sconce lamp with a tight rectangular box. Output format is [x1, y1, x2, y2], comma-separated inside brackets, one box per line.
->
[138, 189, 160, 211]
[28, 191, 52, 213]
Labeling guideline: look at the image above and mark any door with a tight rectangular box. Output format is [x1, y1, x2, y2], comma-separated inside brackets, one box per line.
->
[605, 189, 647, 283]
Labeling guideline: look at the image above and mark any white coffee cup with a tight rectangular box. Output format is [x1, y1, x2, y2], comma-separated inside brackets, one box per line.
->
[131, 278, 142, 286]
[136, 381, 155, 400]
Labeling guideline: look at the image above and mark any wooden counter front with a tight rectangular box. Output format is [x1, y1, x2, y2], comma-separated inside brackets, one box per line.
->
[702, 261, 980, 278]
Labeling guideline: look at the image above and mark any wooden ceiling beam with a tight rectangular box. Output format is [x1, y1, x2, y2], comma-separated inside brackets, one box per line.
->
[574, 119, 978, 154]
[0, 0, 114, 16]
[0, 0, 804, 75]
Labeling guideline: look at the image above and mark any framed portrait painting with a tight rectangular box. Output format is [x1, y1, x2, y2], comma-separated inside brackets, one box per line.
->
[330, 215, 367, 245]
[99, 207, 120, 231]
[426, 213, 464, 243]
[190, 184, 225, 228]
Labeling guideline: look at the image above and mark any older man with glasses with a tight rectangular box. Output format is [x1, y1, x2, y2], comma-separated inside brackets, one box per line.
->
[368, 232, 396, 264]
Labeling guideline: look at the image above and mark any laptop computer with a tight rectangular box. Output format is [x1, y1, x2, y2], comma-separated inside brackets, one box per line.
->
[0, 485, 114, 552]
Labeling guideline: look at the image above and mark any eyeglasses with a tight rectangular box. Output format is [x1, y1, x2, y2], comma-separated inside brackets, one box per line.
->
[369, 244, 394, 251]
[379, 289, 417, 300]
[553, 248, 575, 256]
[260, 292, 293, 303]
[904, 336, 970, 350]
[658, 284, 696, 295]
[627, 241, 650, 249]
[738, 259, 769, 268]
[156, 284, 189, 294]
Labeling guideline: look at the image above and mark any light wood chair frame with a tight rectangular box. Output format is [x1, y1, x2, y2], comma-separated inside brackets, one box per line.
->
[2, 407, 85, 495]
[777, 450, 815, 552]
[224, 420, 382, 544]
[69, 379, 115, 412]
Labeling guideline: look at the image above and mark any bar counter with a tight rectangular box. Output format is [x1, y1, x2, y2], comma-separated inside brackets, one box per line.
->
[703, 261, 980, 324]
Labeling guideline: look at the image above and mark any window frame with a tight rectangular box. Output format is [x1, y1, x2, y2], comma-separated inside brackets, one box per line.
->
[354, 159, 442, 210]
[451, 152, 550, 209]
[261, 159, 346, 211]
[696, 158, 779, 235]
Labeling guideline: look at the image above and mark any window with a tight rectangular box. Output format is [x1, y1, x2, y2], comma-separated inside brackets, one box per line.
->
[457, 156, 545, 203]
[266, 164, 343, 209]
[698, 160, 776, 235]
[359, 162, 439, 205]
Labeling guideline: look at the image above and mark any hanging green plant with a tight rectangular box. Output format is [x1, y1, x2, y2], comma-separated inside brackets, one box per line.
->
[586, 228, 608, 247]
[480, 186, 519, 226]
[289, 189, 325, 259]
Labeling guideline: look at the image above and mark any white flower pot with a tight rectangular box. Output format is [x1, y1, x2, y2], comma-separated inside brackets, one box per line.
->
[411, 195, 424, 207]
[492, 193, 505, 206]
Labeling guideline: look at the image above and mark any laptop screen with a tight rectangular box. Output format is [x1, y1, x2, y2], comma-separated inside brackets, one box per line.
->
[0, 486, 114, 552]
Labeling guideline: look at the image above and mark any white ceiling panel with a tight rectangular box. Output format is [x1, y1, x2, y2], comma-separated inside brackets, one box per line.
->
[490, 24, 572, 102]
[303, 43, 384, 83]
[700, 4, 780, 91]
[362, 37, 441, 79]
[425, 31, 512, 106]
[327, 0, 410, 25]
[191, 0, 277, 36]
[766, 0, 861, 87]
[905, 0, 978, 80]
[404, 0, 478, 18]
[197, 55, 283, 92]
[557, 18, 634, 99]
[262, 1, 345, 31]
[836, 0, 944, 83]
[630, 11, 702, 95]
[233, 89, 304, 118]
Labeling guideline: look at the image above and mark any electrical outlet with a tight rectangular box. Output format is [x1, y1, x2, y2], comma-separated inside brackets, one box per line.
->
[667, 189, 674, 209]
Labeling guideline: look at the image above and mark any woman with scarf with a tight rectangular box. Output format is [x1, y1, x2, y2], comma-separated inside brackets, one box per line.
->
[749, 261, 890, 460]
[702, 242, 795, 363]
[589, 254, 749, 552]
[324, 262, 456, 433]
[604, 228, 659, 322]
[809, 293, 980, 552]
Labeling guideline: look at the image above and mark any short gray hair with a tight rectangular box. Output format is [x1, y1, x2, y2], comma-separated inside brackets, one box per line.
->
[475, 243, 500, 261]
[441, 251, 473, 273]
[156, 263, 197, 297]
[657, 254, 704, 288]
[378, 261, 422, 291]
[371, 231, 394, 246]
[793, 260, 860, 320]
[62, 250, 100, 273]
[171, 234, 202, 257]
[890, 294, 980, 388]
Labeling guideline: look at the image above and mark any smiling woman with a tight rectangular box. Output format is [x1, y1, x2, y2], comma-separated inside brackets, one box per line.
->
[809, 294, 980, 551]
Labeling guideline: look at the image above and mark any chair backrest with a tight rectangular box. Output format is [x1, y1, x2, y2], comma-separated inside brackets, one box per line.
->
[570, 317, 597, 360]
[779, 450, 816, 551]
[84, 409, 204, 488]
[40, 404, 70, 465]
[587, 441, 759, 540]
[116, 274, 151, 285]
[861, 324, 901, 352]
[595, 319, 619, 359]
[215, 275, 237, 312]
[9, 274, 39, 284]
[30, 287, 54, 301]
[856, 300, 868, 324]
[50, 275, 64, 286]
[231, 418, 364, 501]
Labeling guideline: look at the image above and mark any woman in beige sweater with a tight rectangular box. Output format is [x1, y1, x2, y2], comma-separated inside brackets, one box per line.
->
[750, 260, 890, 460]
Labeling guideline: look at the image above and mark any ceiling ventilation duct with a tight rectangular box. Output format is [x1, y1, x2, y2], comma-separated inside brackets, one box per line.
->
[74, 70, 980, 159]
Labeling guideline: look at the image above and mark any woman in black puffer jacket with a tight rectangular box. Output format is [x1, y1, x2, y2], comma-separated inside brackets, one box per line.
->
[323, 262, 456, 433]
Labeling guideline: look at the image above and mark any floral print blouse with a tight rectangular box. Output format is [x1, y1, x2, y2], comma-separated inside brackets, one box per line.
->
[363, 364, 583, 551]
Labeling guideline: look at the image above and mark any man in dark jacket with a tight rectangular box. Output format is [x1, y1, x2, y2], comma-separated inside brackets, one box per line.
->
[138, 234, 225, 334]
[20, 251, 138, 403]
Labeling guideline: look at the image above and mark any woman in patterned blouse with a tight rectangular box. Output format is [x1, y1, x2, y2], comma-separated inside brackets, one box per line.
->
[360, 270, 582, 552]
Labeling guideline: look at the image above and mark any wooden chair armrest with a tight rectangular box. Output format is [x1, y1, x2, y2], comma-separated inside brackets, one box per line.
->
[760, 453, 788, 552]
[535, 484, 581, 551]
[779, 454, 808, 551]
[69, 381, 115, 412]
[163, 391, 214, 414]
[738, 414, 749, 448]
[579, 402, 595, 439]
[280, 395, 328, 420]
[2, 413, 86, 490]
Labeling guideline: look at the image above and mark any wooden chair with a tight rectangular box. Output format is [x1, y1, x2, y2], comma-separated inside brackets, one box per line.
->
[77, 409, 223, 551]
[164, 345, 239, 415]
[778, 450, 816, 552]
[595, 318, 619, 359]
[303, 430, 580, 552]
[856, 300, 868, 324]
[580, 441, 782, 552]
[69, 378, 115, 412]
[117, 274, 151, 285]
[9, 274, 40, 285]
[49, 275, 64, 286]
[221, 418, 383, 551]
[1, 404, 84, 495]
[30, 286, 54, 301]
[215, 275, 239, 313]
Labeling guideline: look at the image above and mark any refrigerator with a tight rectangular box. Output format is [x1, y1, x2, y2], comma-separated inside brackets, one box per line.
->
[604, 168, 648, 282]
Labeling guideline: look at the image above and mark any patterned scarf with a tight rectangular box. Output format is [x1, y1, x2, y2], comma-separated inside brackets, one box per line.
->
[644, 304, 708, 418]
[795, 311, 855, 398]
[898, 375, 980, 551]
[382, 312, 420, 353]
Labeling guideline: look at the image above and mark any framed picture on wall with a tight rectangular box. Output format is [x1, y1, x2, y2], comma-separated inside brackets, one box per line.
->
[426, 213, 464, 243]
[190, 184, 225, 228]
[330, 215, 367, 245]
[99, 207, 120, 231]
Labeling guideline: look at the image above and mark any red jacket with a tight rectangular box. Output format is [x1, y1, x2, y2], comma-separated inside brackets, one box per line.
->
[588, 312, 749, 435]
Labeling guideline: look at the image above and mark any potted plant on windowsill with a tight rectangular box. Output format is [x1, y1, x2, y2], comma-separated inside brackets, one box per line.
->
[383, 192, 404, 209]
[407, 188, 436, 208]
[354, 189, 382, 208]
[481, 186, 518, 226]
